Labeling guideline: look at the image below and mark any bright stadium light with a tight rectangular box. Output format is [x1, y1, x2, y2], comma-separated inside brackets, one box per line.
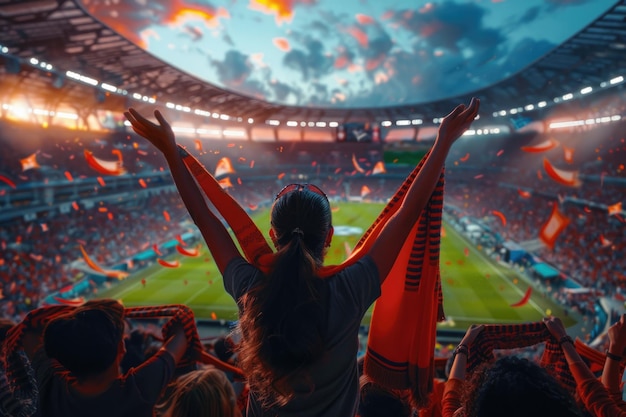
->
[610, 76, 624, 85]
[248, 118, 254, 124]
[286, 121, 298, 127]
[315, 122, 326, 127]
[499, 110, 507, 116]
[562, 93, 573, 100]
[166, 102, 175, 109]
[329, 122, 339, 127]
[580, 86, 593, 94]
[381, 121, 392, 127]
[101, 83, 117, 92]
[524, 104, 534, 111]
[266, 120, 280, 126]
[412, 119, 422, 125]
[396, 120, 411, 126]
[538, 101, 547, 108]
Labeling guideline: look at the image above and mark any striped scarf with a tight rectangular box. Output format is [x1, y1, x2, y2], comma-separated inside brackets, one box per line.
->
[179, 145, 444, 407]
[1, 304, 242, 417]
[467, 322, 575, 393]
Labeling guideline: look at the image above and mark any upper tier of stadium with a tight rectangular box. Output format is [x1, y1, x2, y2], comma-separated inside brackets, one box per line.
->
[0, 0, 624, 125]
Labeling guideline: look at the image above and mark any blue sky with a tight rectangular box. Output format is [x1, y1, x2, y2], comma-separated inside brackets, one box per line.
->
[81, 0, 616, 108]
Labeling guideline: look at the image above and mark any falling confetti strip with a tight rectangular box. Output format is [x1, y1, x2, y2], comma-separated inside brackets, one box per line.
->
[491, 210, 507, 226]
[163, 210, 171, 222]
[510, 287, 532, 307]
[521, 138, 558, 153]
[158, 259, 180, 268]
[543, 158, 580, 187]
[176, 244, 200, 257]
[459, 153, 470, 162]
[84, 150, 126, 175]
[517, 189, 531, 199]
[215, 157, 235, 177]
[0, 175, 16, 188]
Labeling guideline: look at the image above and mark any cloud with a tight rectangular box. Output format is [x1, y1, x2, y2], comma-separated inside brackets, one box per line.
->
[283, 39, 333, 81]
[211, 50, 253, 86]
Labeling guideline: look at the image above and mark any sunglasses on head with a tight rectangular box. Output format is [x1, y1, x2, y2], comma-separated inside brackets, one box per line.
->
[275, 183, 328, 201]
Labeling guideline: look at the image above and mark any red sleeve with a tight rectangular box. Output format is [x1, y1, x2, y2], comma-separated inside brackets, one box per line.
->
[442, 378, 465, 417]
[571, 362, 626, 417]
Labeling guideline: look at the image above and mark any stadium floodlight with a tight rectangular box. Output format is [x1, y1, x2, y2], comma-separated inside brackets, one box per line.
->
[396, 120, 410, 126]
[463, 130, 476, 136]
[316, 122, 326, 127]
[381, 121, 392, 127]
[509, 108, 518, 114]
[56, 111, 78, 120]
[329, 122, 339, 128]
[562, 93, 573, 101]
[549, 120, 585, 129]
[212, 113, 220, 118]
[580, 86, 593, 95]
[300, 121, 307, 127]
[101, 83, 117, 92]
[286, 121, 298, 127]
[585, 119, 595, 125]
[166, 102, 175, 109]
[182, 106, 191, 113]
[610, 76, 624, 85]
[45, 64, 52, 70]
[148, 98, 156, 104]
[132, 93, 142, 100]
[524, 104, 534, 111]
[248, 118, 254, 124]
[432, 118, 440, 124]
[171, 126, 195, 134]
[219, 114, 229, 120]
[611, 115, 622, 121]
[267, 120, 280, 126]
[538, 101, 547, 108]
[0, 46, 7, 53]
[308, 122, 315, 127]
[600, 82, 608, 88]
[492, 112, 499, 117]
[30, 58, 39, 65]
[412, 119, 422, 125]
[498, 110, 507, 116]
[194, 109, 210, 117]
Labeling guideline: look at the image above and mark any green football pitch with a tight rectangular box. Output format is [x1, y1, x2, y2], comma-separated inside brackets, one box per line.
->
[97, 201, 575, 330]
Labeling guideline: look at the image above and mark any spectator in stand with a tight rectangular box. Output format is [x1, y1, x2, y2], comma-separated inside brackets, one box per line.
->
[125, 98, 480, 416]
[544, 315, 626, 416]
[154, 366, 242, 417]
[0, 318, 14, 344]
[357, 375, 413, 417]
[24, 299, 188, 417]
[443, 324, 583, 417]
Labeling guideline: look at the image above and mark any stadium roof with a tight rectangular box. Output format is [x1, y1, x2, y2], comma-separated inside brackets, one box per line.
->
[0, 0, 624, 124]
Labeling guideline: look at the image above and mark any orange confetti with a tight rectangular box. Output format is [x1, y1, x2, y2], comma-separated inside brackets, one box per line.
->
[211, 312, 217, 320]
[356, 13, 374, 25]
[517, 189, 531, 199]
[464, 247, 469, 257]
[510, 287, 532, 307]
[277, 172, 286, 180]
[98, 207, 108, 212]
[107, 212, 113, 220]
[176, 234, 186, 246]
[20, 153, 40, 171]
[539, 205, 570, 250]
[459, 153, 470, 162]
[176, 244, 200, 257]
[250, 160, 255, 168]
[163, 210, 171, 222]
[194, 139, 203, 151]
[72, 202, 79, 211]
[84, 150, 126, 175]
[492, 210, 506, 226]
[248, 204, 258, 211]
[361, 185, 371, 198]
[152, 244, 163, 256]
[608, 202, 623, 216]
[215, 157, 235, 177]
[537, 170, 543, 180]
[352, 154, 366, 173]
[0, 175, 16, 188]
[543, 158, 580, 187]
[600, 235, 612, 247]
[97, 176, 106, 187]
[64, 171, 74, 182]
[474, 174, 483, 179]
[496, 149, 504, 157]
[521, 138, 558, 153]
[372, 161, 386, 175]
[158, 259, 180, 268]
[138, 178, 147, 188]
